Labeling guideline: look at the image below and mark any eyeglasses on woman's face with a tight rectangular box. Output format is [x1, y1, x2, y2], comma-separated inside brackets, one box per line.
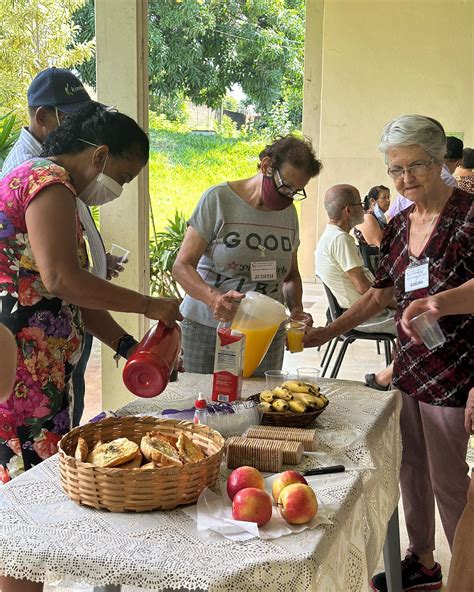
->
[274, 168, 307, 201]
[387, 159, 434, 179]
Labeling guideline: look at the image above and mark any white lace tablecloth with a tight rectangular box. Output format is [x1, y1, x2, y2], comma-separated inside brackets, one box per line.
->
[0, 376, 402, 592]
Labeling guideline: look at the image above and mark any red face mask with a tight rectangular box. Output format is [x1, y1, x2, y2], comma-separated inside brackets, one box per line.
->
[261, 175, 293, 211]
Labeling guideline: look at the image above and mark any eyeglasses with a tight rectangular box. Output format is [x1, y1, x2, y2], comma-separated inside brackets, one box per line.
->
[274, 169, 307, 201]
[347, 201, 364, 208]
[387, 159, 434, 179]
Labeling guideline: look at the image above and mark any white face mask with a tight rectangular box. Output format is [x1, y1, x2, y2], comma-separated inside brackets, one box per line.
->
[77, 139, 123, 206]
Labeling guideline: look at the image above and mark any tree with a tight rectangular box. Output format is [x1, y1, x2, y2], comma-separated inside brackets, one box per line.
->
[0, 0, 94, 118]
[73, 0, 305, 128]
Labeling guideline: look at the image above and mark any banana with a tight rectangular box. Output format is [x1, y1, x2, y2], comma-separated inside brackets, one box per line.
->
[272, 386, 293, 401]
[282, 380, 319, 396]
[259, 390, 274, 403]
[311, 396, 326, 409]
[288, 400, 306, 413]
[271, 399, 289, 412]
[258, 402, 272, 412]
[319, 394, 328, 405]
[291, 392, 318, 406]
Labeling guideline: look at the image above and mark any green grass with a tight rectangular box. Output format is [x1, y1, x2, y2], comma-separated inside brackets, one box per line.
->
[149, 127, 266, 231]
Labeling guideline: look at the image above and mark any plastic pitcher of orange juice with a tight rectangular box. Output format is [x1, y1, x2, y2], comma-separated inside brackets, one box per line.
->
[231, 291, 288, 377]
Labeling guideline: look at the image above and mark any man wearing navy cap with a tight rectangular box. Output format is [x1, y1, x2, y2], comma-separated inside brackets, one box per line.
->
[1, 68, 120, 427]
[1, 68, 92, 175]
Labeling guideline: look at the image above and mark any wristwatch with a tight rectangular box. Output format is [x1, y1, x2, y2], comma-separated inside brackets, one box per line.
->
[113, 334, 139, 366]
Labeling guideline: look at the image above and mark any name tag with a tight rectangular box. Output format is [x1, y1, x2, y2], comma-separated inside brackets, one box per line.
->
[251, 260, 277, 282]
[405, 257, 429, 292]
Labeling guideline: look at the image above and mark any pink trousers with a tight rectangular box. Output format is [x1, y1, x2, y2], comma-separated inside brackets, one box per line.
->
[399, 393, 470, 555]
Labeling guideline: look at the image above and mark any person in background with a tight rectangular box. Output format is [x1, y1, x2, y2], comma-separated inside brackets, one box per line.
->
[354, 185, 390, 249]
[0, 103, 181, 493]
[0, 325, 16, 401]
[401, 281, 474, 592]
[387, 134, 464, 219]
[457, 147, 474, 194]
[1, 67, 124, 427]
[173, 135, 321, 375]
[305, 115, 473, 592]
[315, 184, 395, 390]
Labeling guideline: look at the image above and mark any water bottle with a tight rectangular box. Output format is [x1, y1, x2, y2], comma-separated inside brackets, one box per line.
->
[193, 392, 208, 425]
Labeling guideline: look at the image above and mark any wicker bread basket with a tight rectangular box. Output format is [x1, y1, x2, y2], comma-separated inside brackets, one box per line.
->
[247, 394, 328, 427]
[58, 416, 225, 512]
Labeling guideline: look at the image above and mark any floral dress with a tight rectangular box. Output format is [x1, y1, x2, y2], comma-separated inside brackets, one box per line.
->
[0, 158, 86, 483]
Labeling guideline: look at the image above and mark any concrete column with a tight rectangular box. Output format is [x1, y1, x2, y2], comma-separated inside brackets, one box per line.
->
[300, 0, 324, 281]
[95, 0, 149, 410]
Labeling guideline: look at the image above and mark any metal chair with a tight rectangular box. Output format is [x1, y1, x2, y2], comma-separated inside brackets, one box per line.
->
[320, 282, 396, 378]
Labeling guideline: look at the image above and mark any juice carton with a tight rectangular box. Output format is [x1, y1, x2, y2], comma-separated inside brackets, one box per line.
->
[211, 325, 246, 402]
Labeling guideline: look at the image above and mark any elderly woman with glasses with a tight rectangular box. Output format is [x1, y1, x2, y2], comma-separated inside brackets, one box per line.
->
[304, 115, 473, 591]
[173, 134, 322, 375]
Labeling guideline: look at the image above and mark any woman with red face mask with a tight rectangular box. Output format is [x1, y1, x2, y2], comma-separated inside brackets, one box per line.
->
[173, 135, 322, 375]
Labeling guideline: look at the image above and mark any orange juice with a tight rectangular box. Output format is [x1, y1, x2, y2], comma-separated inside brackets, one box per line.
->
[285, 321, 305, 353]
[231, 323, 280, 377]
[287, 329, 304, 353]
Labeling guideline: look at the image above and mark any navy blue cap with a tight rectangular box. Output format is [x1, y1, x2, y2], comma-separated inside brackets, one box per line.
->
[27, 67, 92, 113]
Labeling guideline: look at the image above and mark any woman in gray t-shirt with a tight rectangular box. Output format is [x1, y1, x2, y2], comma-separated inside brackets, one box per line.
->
[173, 135, 322, 375]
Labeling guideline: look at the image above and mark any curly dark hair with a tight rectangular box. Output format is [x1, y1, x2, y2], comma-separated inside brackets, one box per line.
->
[258, 134, 322, 177]
[462, 148, 474, 169]
[41, 102, 149, 163]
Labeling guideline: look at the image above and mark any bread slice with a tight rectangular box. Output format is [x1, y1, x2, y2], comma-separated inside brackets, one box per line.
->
[86, 438, 139, 468]
[74, 437, 89, 462]
[117, 449, 142, 469]
[85, 440, 103, 464]
[140, 432, 182, 466]
[140, 461, 156, 470]
[177, 432, 205, 463]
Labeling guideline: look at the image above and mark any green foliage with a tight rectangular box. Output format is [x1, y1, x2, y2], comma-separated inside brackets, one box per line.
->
[148, 117, 266, 233]
[0, 0, 95, 118]
[0, 111, 20, 167]
[149, 210, 187, 299]
[213, 115, 238, 138]
[223, 95, 238, 111]
[72, 0, 305, 129]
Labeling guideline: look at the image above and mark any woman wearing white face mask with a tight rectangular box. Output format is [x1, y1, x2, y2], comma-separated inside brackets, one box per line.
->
[0, 103, 181, 495]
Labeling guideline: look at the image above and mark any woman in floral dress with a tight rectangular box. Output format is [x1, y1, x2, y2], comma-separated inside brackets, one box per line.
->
[0, 103, 181, 486]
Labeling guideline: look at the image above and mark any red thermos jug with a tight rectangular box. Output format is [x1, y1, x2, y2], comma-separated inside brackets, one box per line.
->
[122, 322, 181, 398]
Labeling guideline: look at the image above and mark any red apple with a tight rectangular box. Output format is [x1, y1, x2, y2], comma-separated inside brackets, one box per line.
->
[227, 466, 264, 501]
[272, 470, 308, 503]
[278, 483, 318, 525]
[232, 487, 273, 526]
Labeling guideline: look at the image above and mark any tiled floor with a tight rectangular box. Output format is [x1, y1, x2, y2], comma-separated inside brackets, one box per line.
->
[52, 279, 469, 591]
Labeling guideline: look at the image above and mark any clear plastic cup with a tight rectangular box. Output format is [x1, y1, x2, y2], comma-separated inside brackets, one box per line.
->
[297, 367, 320, 385]
[285, 321, 306, 353]
[110, 243, 130, 264]
[410, 311, 446, 350]
[265, 370, 289, 390]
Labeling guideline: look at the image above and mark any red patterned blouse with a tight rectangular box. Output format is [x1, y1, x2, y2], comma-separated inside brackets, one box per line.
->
[373, 189, 474, 406]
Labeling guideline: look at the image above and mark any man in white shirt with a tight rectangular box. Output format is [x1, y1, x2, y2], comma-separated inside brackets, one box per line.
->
[315, 184, 396, 389]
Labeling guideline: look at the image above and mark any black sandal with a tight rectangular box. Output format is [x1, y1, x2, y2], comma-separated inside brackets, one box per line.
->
[364, 373, 390, 391]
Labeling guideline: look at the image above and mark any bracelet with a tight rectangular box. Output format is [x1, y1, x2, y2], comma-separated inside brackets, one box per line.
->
[113, 334, 139, 362]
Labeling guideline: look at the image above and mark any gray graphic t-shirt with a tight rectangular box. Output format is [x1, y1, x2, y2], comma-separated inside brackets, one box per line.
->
[180, 182, 300, 327]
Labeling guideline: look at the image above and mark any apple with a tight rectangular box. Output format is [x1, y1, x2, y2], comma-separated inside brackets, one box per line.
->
[272, 470, 308, 503]
[278, 483, 318, 525]
[232, 487, 273, 527]
[226, 466, 264, 501]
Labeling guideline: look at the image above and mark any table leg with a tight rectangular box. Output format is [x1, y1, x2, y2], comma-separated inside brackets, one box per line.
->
[383, 507, 402, 592]
[93, 586, 121, 592]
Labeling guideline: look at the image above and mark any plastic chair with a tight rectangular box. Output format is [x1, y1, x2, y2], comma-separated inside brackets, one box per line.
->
[320, 282, 396, 378]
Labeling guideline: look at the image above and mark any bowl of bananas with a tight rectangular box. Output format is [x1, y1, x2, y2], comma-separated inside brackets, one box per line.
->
[248, 380, 329, 427]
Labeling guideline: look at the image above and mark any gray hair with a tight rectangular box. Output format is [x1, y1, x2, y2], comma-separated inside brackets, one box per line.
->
[378, 114, 447, 163]
[324, 184, 358, 219]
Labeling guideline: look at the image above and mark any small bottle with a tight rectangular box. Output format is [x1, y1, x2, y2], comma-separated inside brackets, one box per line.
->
[193, 392, 208, 425]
